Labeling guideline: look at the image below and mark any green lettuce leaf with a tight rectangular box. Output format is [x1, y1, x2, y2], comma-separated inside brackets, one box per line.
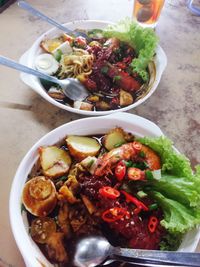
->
[137, 136, 193, 178]
[136, 135, 200, 234]
[151, 192, 200, 233]
[145, 174, 200, 208]
[103, 18, 158, 81]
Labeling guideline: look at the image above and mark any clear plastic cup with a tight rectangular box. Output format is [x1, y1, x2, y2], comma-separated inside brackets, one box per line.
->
[132, 0, 165, 28]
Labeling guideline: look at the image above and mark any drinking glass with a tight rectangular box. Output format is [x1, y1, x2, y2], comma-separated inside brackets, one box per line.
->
[132, 0, 165, 28]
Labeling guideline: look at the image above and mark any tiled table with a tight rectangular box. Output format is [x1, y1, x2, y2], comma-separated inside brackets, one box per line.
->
[0, 0, 200, 266]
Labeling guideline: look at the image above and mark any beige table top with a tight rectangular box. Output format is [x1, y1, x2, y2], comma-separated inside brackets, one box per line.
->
[0, 0, 200, 266]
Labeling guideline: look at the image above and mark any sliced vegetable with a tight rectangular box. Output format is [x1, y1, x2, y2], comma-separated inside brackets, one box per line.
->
[145, 170, 154, 181]
[30, 217, 56, 244]
[121, 190, 149, 214]
[128, 167, 145, 180]
[80, 156, 98, 174]
[115, 161, 126, 181]
[66, 135, 101, 161]
[149, 203, 158, 211]
[35, 53, 59, 75]
[102, 207, 130, 222]
[148, 216, 158, 233]
[39, 146, 71, 178]
[103, 127, 126, 151]
[99, 186, 120, 199]
[22, 176, 57, 217]
[137, 190, 148, 198]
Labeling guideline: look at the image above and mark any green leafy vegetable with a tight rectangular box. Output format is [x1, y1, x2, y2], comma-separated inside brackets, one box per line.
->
[135, 135, 200, 235]
[103, 18, 158, 81]
[159, 233, 183, 251]
[151, 192, 200, 233]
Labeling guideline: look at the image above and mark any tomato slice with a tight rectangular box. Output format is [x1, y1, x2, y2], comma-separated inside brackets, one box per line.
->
[102, 207, 130, 222]
[99, 186, 120, 199]
[128, 167, 145, 180]
[30, 217, 56, 244]
[115, 161, 126, 181]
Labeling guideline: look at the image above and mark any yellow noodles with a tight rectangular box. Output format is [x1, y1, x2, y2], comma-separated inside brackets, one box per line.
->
[58, 48, 94, 79]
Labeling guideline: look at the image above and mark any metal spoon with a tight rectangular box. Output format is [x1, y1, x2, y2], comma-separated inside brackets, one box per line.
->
[0, 56, 88, 101]
[73, 236, 200, 267]
[17, 1, 91, 40]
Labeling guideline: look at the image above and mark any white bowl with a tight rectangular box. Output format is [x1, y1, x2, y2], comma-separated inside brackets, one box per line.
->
[9, 112, 200, 267]
[20, 20, 167, 116]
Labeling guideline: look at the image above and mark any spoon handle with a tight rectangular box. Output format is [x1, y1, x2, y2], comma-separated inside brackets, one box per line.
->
[18, 1, 74, 34]
[112, 247, 200, 267]
[0, 56, 60, 84]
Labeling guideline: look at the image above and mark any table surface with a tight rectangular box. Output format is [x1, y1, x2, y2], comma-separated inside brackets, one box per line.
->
[0, 0, 200, 266]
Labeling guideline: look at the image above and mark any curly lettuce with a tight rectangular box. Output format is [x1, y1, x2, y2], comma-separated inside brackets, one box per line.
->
[137, 136, 200, 234]
[103, 18, 158, 81]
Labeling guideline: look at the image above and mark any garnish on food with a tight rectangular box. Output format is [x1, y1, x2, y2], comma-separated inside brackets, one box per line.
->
[37, 19, 158, 111]
[21, 127, 200, 265]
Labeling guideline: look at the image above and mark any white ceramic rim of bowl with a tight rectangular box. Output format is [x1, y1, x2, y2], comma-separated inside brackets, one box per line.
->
[19, 20, 167, 116]
[9, 112, 200, 267]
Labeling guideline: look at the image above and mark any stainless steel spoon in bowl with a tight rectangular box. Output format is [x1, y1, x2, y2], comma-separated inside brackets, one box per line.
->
[73, 236, 200, 267]
[17, 1, 91, 41]
[0, 56, 88, 101]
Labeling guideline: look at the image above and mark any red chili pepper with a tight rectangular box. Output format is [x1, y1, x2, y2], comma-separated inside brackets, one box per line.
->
[115, 161, 126, 181]
[127, 167, 145, 181]
[132, 141, 142, 152]
[121, 190, 149, 213]
[99, 186, 120, 199]
[148, 216, 158, 233]
[116, 62, 126, 70]
[75, 36, 87, 48]
[102, 207, 130, 223]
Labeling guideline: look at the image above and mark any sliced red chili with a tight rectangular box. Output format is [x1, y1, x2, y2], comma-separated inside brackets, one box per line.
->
[133, 141, 142, 152]
[127, 167, 145, 181]
[102, 207, 130, 223]
[121, 190, 149, 213]
[99, 186, 120, 199]
[148, 216, 158, 233]
[75, 36, 87, 48]
[115, 161, 126, 181]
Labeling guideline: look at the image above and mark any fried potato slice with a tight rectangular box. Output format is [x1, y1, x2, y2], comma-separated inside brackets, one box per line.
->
[39, 146, 71, 178]
[66, 136, 100, 161]
[103, 127, 126, 151]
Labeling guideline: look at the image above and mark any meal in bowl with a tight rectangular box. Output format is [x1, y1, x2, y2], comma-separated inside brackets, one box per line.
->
[21, 127, 200, 266]
[35, 19, 158, 111]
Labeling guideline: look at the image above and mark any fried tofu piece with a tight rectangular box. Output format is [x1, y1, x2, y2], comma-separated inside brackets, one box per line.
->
[46, 232, 68, 264]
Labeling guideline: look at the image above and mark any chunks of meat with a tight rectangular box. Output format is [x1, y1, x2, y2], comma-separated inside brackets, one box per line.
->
[107, 64, 141, 91]
[45, 232, 68, 264]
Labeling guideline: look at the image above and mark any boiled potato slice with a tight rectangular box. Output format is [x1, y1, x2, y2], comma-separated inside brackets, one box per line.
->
[39, 146, 71, 178]
[120, 89, 134, 107]
[103, 127, 126, 151]
[66, 136, 100, 161]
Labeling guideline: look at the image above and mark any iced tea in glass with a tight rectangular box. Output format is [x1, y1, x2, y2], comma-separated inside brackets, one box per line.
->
[133, 0, 165, 27]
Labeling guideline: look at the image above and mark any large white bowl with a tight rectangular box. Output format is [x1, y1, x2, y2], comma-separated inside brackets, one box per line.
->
[20, 20, 167, 116]
[9, 112, 200, 267]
